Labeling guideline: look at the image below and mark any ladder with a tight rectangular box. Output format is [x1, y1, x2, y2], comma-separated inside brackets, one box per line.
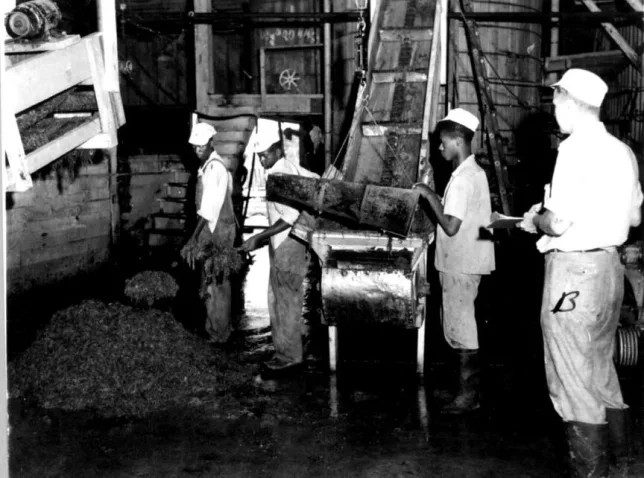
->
[457, 0, 512, 215]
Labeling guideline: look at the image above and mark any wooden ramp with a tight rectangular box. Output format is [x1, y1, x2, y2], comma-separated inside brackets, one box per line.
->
[341, 0, 442, 193]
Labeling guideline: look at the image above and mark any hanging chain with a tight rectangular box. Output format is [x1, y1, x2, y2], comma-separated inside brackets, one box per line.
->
[354, 1, 368, 77]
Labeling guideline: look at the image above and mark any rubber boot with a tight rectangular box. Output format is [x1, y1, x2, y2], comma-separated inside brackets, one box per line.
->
[441, 349, 480, 414]
[433, 347, 457, 402]
[565, 421, 609, 478]
[606, 408, 632, 477]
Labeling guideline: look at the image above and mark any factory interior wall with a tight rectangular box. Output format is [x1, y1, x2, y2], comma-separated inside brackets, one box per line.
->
[6, 159, 112, 297]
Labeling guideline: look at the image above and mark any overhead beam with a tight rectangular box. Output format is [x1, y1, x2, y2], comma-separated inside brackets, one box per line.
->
[625, 0, 643, 13]
[447, 11, 644, 25]
[545, 50, 629, 73]
[579, 0, 640, 72]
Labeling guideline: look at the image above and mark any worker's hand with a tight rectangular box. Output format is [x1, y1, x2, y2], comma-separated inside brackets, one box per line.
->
[518, 203, 541, 234]
[412, 182, 435, 199]
[240, 235, 261, 252]
[180, 240, 198, 269]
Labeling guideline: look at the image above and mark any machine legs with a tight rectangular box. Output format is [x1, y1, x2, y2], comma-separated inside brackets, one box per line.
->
[417, 319, 426, 376]
[328, 325, 338, 373]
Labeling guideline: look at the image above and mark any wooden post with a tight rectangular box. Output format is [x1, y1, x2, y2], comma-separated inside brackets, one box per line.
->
[547, 0, 559, 84]
[0, 20, 9, 478]
[416, 307, 426, 376]
[329, 373, 339, 418]
[194, 0, 214, 112]
[106, 147, 120, 246]
[97, 0, 119, 91]
[323, 0, 332, 168]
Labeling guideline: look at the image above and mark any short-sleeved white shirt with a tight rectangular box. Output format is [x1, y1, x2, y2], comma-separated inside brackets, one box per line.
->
[197, 151, 232, 233]
[267, 157, 320, 249]
[435, 155, 495, 275]
[537, 121, 643, 253]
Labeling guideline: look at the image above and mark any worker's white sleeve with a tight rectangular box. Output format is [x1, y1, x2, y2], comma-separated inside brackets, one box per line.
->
[443, 175, 471, 221]
[543, 146, 581, 223]
[198, 161, 228, 233]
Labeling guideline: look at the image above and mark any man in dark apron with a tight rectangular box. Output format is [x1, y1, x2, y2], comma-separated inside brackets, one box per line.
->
[182, 122, 238, 344]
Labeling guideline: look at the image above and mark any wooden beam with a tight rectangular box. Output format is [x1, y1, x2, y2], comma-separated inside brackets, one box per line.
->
[545, 50, 629, 73]
[579, 0, 640, 72]
[97, 0, 119, 91]
[194, 0, 214, 110]
[623, 0, 642, 13]
[380, 29, 433, 42]
[419, 0, 443, 189]
[362, 124, 422, 136]
[85, 34, 117, 145]
[372, 71, 428, 83]
[26, 118, 102, 174]
[6, 35, 96, 113]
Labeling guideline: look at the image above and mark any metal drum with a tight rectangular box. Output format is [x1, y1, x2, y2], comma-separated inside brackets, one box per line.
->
[310, 230, 430, 329]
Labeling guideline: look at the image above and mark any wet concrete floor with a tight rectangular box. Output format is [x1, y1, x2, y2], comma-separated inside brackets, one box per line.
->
[8, 245, 644, 477]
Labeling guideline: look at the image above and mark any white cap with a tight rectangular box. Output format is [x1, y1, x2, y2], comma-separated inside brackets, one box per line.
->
[439, 108, 479, 132]
[248, 118, 282, 153]
[551, 68, 608, 108]
[188, 122, 216, 146]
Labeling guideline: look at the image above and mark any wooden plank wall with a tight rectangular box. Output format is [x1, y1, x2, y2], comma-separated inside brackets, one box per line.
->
[121, 154, 185, 235]
[6, 160, 112, 295]
[119, 0, 189, 107]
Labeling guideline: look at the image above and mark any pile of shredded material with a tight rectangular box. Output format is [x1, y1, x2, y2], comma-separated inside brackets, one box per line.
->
[124, 270, 179, 307]
[9, 300, 250, 417]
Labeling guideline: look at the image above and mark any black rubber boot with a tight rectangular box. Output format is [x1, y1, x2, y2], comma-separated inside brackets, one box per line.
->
[565, 421, 609, 478]
[606, 408, 632, 477]
[432, 347, 457, 402]
[441, 349, 480, 414]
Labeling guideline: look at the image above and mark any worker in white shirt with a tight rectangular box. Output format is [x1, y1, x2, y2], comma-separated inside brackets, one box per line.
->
[240, 132, 320, 377]
[413, 108, 495, 414]
[182, 122, 238, 344]
[520, 68, 643, 477]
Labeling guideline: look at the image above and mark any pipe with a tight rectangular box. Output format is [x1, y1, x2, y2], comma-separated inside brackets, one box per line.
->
[323, 0, 332, 169]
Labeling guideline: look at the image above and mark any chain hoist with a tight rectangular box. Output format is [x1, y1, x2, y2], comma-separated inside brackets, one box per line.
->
[354, 0, 368, 83]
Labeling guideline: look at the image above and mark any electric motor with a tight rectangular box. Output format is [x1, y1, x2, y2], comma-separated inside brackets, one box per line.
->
[5, 0, 62, 39]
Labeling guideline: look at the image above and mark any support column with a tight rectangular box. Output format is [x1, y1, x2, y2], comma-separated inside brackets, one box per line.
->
[194, 0, 215, 112]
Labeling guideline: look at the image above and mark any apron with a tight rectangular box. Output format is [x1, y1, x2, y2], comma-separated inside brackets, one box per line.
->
[196, 162, 238, 343]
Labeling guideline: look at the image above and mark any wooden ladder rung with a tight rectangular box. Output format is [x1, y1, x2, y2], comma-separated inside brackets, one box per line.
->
[362, 123, 423, 137]
[372, 71, 428, 83]
[380, 28, 433, 42]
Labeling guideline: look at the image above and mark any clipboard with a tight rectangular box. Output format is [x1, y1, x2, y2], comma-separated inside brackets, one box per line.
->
[488, 212, 523, 229]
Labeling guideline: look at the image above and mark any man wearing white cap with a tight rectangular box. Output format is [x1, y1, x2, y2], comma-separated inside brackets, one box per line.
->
[240, 125, 320, 377]
[413, 107, 495, 414]
[182, 122, 238, 344]
[520, 68, 642, 476]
